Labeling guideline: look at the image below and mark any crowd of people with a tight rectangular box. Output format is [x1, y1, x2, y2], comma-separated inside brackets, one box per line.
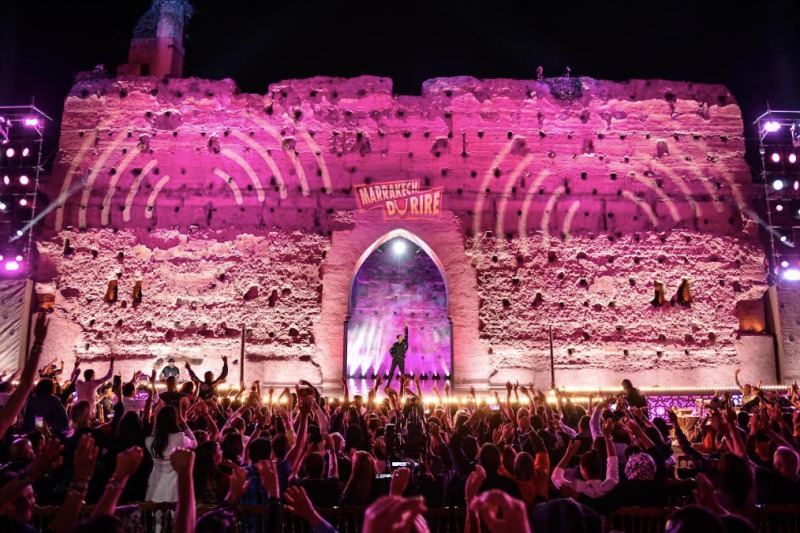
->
[0, 314, 799, 533]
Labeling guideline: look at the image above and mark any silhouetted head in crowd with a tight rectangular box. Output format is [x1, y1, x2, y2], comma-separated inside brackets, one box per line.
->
[221, 432, 243, 465]
[271, 433, 288, 461]
[774, 446, 800, 479]
[341, 451, 376, 506]
[718, 453, 753, 509]
[479, 443, 502, 475]
[122, 382, 135, 398]
[665, 505, 726, 533]
[580, 450, 603, 481]
[152, 405, 180, 459]
[33, 378, 55, 397]
[83, 369, 95, 381]
[71, 400, 92, 429]
[0, 471, 36, 524]
[305, 452, 325, 479]
[165, 376, 177, 392]
[514, 451, 535, 481]
[8, 438, 33, 462]
[196, 508, 236, 533]
[248, 438, 272, 464]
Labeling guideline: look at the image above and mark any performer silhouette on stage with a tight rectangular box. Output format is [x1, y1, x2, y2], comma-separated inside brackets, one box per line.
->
[388, 323, 409, 385]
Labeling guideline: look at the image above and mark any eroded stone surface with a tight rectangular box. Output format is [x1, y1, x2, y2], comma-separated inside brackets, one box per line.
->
[34, 74, 772, 390]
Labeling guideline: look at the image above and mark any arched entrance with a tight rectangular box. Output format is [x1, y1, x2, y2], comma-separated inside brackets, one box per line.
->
[344, 230, 453, 382]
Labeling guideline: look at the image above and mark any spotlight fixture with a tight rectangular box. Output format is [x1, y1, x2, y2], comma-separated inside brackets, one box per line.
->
[782, 260, 790, 268]
[784, 268, 800, 281]
[777, 204, 784, 212]
[764, 121, 781, 133]
[795, 181, 800, 191]
[773, 179, 785, 191]
[790, 153, 798, 164]
[781, 235, 788, 243]
[772, 152, 781, 163]
[24, 118, 38, 127]
[4, 261, 19, 272]
[15, 230, 22, 237]
[14, 255, 22, 262]
[2, 176, 8, 186]
[0, 201, 8, 211]
[18, 198, 27, 207]
[5, 148, 13, 158]
[392, 240, 407, 255]
[21, 148, 29, 157]
[18, 175, 28, 186]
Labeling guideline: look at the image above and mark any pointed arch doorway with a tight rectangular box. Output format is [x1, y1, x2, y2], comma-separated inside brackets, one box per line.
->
[344, 230, 453, 383]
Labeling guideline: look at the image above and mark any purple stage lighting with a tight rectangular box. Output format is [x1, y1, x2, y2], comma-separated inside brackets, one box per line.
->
[19, 175, 29, 186]
[2, 176, 8, 186]
[18, 199, 27, 207]
[5, 148, 14, 158]
[764, 121, 781, 133]
[773, 179, 785, 191]
[24, 118, 38, 127]
[782, 260, 790, 268]
[21, 148, 29, 157]
[791, 153, 798, 164]
[15, 255, 22, 262]
[783, 268, 800, 281]
[4, 261, 19, 272]
[777, 204, 784, 212]
[772, 152, 781, 163]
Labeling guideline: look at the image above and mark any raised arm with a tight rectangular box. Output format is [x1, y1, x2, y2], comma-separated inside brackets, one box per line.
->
[211, 356, 229, 385]
[284, 396, 311, 470]
[92, 446, 143, 517]
[170, 449, 196, 533]
[551, 440, 581, 489]
[92, 357, 116, 385]
[734, 368, 744, 392]
[0, 313, 47, 436]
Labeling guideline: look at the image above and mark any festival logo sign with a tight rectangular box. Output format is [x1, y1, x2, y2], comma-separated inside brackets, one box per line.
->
[354, 179, 443, 220]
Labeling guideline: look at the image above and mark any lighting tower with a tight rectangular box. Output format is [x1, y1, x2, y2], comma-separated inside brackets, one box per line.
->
[0, 105, 50, 277]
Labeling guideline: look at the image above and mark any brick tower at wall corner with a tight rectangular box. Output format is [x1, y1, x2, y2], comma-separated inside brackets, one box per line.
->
[117, 0, 193, 79]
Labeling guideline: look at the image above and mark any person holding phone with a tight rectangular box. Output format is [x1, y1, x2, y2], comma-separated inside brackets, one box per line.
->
[387, 322, 409, 386]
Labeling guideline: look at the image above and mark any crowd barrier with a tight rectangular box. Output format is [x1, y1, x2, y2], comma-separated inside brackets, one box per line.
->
[30, 501, 800, 533]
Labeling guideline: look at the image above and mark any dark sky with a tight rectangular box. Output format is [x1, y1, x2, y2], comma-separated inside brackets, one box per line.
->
[2, 1, 799, 160]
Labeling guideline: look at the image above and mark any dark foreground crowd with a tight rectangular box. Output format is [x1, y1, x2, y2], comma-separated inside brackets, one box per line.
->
[0, 314, 799, 533]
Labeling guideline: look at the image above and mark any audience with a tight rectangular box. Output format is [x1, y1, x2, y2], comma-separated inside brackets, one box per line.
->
[1, 314, 799, 533]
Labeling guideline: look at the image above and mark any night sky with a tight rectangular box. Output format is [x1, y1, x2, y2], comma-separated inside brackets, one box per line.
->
[2, 1, 799, 162]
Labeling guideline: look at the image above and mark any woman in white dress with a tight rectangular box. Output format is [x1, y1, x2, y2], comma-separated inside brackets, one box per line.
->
[145, 404, 197, 502]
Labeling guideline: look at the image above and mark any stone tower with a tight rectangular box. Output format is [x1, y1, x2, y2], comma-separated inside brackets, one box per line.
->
[117, 0, 193, 78]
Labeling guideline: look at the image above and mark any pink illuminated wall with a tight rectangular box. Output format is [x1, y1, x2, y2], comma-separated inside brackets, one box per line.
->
[29, 72, 779, 391]
[346, 236, 451, 378]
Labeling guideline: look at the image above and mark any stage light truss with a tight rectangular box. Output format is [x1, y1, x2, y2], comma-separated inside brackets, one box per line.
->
[0, 105, 51, 277]
[755, 109, 800, 282]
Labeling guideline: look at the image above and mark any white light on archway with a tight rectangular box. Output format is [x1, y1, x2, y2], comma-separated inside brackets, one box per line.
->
[393, 240, 407, 255]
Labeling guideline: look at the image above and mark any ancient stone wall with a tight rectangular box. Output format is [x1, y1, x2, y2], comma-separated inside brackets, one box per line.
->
[33, 74, 774, 391]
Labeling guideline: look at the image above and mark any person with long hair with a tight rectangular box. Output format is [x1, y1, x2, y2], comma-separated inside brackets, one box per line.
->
[113, 411, 154, 503]
[339, 450, 377, 506]
[145, 405, 197, 502]
[22, 378, 69, 436]
[717, 452, 755, 509]
[193, 441, 225, 506]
